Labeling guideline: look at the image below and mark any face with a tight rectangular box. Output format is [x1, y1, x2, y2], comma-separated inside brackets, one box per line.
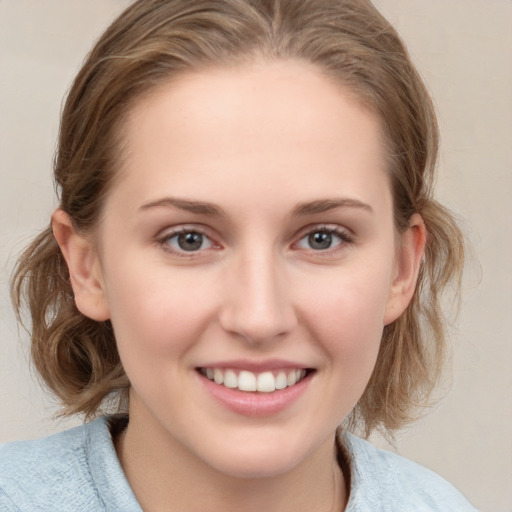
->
[61, 60, 422, 479]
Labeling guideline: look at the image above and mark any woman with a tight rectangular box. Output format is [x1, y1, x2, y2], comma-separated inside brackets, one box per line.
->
[0, 0, 477, 510]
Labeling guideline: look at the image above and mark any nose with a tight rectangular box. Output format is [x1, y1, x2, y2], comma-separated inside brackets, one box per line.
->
[218, 248, 297, 344]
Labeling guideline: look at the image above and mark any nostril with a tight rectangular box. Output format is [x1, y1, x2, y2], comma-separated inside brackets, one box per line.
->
[218, 301, 298, 344]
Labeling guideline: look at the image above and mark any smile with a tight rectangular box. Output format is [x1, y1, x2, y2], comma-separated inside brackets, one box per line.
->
[198, 368, 309, 393]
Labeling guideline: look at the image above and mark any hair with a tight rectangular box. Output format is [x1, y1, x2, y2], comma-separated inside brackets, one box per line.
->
[11, 0, 464, 436]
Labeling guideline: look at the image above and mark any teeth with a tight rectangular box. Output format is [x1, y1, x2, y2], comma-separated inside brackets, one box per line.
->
[238, 370, 257, 391]
[202, 368, 308, 393]
[224, 370, 238, 388]
[213, 368, 224, 385]
[257, 371, 275, 393]
[275, 371, 288, 390]
[287, 371, 297, 387]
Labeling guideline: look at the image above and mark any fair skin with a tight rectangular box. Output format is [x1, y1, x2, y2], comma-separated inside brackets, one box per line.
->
[53, 60, 425, 512]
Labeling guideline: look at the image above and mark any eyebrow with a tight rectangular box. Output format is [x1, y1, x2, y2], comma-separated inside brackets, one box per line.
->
[139, 197, 225, 216]
[139, 196, 372, 217]
[292, 198, 373, 216]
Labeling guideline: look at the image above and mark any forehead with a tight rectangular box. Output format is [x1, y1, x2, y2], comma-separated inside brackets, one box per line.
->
[109, 59, 391, 214]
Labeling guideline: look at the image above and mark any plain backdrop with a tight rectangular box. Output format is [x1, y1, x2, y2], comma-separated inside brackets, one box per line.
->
[1, 1, 511, 511]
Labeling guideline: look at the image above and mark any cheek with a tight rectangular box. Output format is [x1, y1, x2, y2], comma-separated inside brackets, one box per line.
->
[292, 267, 392, 424]
[103, 260, 218, 360]
[299, 263, 392, 365]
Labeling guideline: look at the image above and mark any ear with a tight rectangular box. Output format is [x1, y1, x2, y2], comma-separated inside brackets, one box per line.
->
[384, 213, 427, 325]
[52, 209, 110, 321]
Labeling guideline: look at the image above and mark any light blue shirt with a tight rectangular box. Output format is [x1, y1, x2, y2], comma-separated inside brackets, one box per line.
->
[0, 416, 477, 511]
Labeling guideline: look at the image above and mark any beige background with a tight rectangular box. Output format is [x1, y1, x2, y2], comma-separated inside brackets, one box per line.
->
[1, 1, 510, 510]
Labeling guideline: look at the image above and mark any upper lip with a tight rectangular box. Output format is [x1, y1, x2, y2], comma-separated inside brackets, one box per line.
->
[195, 359, 312, 372]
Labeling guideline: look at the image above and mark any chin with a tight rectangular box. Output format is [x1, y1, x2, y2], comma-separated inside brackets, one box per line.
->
[195, 434, 318, 480]
[210, 454, 302, 480]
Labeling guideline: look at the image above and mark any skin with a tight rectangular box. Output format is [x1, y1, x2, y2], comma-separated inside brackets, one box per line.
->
[53, 59, 426, 511]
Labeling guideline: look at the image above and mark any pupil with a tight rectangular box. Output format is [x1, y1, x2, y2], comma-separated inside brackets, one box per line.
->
[178, 232, 203, 251]
[309, 231, 332, 250]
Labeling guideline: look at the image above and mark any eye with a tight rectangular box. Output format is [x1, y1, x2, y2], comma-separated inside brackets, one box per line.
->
[295, 228, 351, 251]
[160, 229, 214, 253]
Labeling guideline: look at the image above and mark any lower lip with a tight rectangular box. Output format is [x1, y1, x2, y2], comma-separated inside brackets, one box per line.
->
[197, 372, 312, 417]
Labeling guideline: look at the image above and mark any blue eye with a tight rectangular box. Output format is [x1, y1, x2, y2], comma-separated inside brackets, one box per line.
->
[163, 231, 213, 252]
[296, 229, 348, 251]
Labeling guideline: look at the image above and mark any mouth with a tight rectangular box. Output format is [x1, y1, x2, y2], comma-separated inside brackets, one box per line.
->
[197, 367, 313, 393]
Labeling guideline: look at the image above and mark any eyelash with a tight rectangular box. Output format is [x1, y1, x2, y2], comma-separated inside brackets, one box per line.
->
[156, 224, 354, 257]
[157, 226, 218, 257]
[294, 225, 354, 254]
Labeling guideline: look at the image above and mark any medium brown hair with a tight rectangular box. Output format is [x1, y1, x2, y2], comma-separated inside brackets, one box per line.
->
[12, 0, 464, 436]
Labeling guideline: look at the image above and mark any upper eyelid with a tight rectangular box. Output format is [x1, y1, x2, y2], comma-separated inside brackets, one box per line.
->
[153, 229, 220, 262]
[293, 223, 353, 239]
[291, 224, 355, 251]
[154, 223, 353, 247]
[156, 224, 221, 251]
[157, 224, 215, 239]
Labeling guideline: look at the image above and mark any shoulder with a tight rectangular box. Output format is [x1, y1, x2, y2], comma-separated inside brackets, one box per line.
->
[0, 419, 103, 511]
[0, 416, 140, 512]
[340, 432, 479, 512]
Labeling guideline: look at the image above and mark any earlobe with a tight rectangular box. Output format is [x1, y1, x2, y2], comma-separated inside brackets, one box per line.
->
[52, 209, 110, 321]
[384, 213, 426, 325]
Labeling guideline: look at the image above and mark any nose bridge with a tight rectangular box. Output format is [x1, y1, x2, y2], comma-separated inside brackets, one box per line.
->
[219, 242, 296, 343]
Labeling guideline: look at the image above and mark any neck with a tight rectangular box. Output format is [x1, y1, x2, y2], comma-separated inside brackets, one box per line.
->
[115, 408, 348, 512]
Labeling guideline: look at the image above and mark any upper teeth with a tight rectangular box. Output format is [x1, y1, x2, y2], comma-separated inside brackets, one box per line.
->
[201, 368, 307, 393]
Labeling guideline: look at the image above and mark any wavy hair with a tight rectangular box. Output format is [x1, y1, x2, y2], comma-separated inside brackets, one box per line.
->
[11, 0, 464, 436]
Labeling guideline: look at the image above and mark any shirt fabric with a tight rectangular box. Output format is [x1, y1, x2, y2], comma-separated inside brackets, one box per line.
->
[0, 416, 477, 511]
